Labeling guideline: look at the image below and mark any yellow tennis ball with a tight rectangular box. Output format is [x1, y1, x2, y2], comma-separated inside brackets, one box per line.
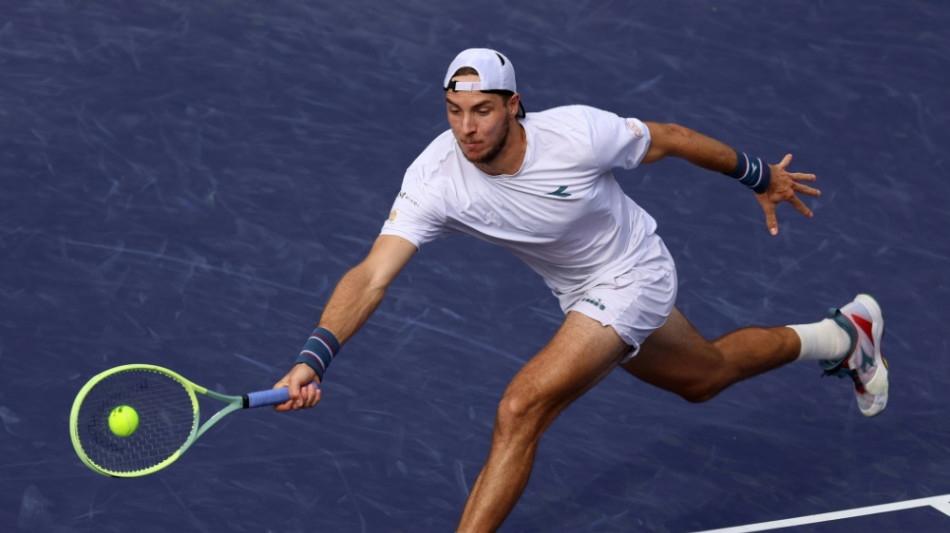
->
[108, 405, 139, 437]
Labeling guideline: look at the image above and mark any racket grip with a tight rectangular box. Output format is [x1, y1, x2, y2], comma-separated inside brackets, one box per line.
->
[244, 385, 317, 408]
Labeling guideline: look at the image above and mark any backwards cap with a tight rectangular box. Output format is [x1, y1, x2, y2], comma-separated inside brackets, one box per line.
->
[443, 48, 525, 118]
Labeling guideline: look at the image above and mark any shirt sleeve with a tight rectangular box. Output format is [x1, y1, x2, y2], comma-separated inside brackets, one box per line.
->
[379, 167, 449, 249]
[581, 106, 652, 171]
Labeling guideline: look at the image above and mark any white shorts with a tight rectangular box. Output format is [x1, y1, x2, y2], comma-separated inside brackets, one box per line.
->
[559, 239, 677, 362]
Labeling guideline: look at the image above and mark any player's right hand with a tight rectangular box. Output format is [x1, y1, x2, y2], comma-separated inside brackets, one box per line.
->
[273, 364, 322, 412]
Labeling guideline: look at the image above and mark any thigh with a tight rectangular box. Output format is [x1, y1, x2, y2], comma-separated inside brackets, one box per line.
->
[619, 307, 724, 395]
[503, 311, 630, 415]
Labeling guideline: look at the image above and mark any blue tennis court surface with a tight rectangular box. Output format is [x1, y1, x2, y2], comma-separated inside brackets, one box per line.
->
[3, 1, 948, 531]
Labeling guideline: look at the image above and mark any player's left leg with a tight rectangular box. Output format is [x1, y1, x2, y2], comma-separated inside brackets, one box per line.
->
[622, 294, 888, 416]
[457, 311, 629, 533]
[620, 307, 801, 403]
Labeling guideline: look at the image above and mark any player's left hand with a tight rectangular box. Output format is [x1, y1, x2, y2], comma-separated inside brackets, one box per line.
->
[756, 153, 819, 235]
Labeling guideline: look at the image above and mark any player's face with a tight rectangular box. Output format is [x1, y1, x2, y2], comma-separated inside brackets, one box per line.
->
[445, 77, 516, 165]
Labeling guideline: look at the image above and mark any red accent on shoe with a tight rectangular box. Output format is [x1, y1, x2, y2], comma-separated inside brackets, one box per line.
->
[851, 314, 874, 344]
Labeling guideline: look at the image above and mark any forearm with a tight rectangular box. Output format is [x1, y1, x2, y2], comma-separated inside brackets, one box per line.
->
[317, 264, 387, 345]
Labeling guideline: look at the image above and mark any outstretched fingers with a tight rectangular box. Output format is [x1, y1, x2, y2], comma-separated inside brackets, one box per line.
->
[788, 195, 813, 219]
[757, 153, 820, 236]
[791, 174, 820, 197]
[776, 152, 794, 170]
[761, 202, 779, 236]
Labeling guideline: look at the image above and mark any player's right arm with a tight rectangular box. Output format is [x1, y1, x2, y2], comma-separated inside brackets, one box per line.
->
[315, 234, 417, 343]
[273, 234, 418, 411]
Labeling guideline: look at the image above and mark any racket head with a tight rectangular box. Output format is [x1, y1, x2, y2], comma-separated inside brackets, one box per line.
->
[69, 364, 202, 477]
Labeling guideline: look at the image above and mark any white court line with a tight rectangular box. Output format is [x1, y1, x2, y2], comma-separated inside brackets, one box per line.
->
[691, 494, 950, 532]
[930, 499, 950, 517]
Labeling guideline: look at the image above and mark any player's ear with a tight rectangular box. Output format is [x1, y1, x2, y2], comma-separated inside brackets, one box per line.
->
[508, 93, 521, 118]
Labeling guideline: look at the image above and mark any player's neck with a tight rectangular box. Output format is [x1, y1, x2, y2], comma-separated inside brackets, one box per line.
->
[475, 121, 526, 176]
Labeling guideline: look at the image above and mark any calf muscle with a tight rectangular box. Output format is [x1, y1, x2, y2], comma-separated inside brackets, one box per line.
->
[622, 308, 800, 402]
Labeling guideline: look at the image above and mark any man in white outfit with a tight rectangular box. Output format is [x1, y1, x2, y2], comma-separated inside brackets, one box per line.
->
[274, 48, 889, 532]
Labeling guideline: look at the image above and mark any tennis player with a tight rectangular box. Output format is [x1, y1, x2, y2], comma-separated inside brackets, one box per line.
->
[274, 48, 888, 532]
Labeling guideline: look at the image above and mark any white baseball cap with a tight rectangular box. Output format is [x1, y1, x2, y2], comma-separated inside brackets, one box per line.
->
[443, 48, 525, 117]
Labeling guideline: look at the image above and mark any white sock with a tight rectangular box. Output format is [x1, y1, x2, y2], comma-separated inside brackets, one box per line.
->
[788, 318, 852, 361]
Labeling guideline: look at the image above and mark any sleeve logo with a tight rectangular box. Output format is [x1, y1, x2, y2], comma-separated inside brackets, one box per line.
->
[397, 191, 421, 208]
[625, 119, 644, 138]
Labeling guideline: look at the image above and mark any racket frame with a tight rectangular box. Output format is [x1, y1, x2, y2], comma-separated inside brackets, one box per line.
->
[69, 364, 268, 478]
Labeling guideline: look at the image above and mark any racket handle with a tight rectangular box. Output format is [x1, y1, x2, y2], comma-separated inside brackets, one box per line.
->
[244, 384, 317, 408]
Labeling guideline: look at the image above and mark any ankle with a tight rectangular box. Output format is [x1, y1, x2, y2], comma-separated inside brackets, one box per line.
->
[789, 318, 853, 361]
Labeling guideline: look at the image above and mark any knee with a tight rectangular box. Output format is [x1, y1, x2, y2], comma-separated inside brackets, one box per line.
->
[494, 392, 549, 441]
[679, 385, 720, 404]
[675, 379, 727, 404]
[667, 355, 734, 404]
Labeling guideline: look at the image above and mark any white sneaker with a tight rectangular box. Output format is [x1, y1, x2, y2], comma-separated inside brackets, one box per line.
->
[819, 294, 889, 417]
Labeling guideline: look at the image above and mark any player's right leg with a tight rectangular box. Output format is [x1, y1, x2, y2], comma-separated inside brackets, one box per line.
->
[457, 311, 630, 532]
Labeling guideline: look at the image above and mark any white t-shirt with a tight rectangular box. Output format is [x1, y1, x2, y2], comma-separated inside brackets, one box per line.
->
[380, 105, 663, 300]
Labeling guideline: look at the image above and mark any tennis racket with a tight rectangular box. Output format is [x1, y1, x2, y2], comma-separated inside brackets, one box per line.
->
[69, 363, 311, 477]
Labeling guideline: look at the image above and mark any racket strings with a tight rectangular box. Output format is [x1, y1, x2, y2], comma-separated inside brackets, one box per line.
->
[75, 369, 197, 475]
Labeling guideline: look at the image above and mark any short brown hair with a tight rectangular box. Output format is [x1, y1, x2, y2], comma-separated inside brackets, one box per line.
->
[452, 66, 479, 78]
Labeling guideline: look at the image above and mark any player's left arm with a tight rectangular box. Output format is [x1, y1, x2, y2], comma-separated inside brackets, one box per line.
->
[641, 121, 819, 236]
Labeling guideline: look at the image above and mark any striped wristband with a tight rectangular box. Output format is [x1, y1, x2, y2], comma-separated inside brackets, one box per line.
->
[726, 151, 771, 194]
[295, 327, 341, 381]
